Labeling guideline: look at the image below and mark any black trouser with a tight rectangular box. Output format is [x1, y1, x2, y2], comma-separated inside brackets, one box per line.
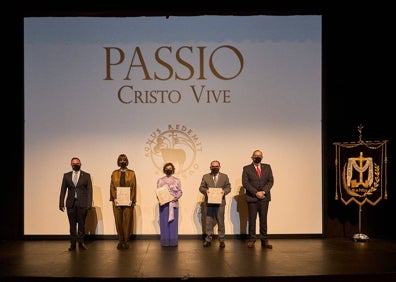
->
[67, 199, 88, 244]
[247, 200, 269, 241]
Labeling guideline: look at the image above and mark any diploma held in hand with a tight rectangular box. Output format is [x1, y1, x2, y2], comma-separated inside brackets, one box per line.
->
[207, 187, 223, 204]
[156, 185, 173, 206]
[116, 187, 130, 206]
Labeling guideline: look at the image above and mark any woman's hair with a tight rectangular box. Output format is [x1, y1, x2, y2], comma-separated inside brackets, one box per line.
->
[162, 162, 175, 174]
[117, 154, 129, 167]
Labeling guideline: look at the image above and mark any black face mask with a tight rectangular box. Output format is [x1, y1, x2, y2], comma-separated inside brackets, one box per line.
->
[164, 169, 173, 175]
[253, 157, 262, 164]
[72, 165, 81, 171]
[120, 162, 127, 168]
[211, 168, 219, 175]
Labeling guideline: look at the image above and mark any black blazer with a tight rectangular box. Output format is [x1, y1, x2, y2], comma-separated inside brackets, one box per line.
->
[59, 170, 93, 209]
[242, 163, 274, 203]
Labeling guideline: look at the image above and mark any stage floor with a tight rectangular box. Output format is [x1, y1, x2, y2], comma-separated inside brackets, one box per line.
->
[1, 238, 396, 281]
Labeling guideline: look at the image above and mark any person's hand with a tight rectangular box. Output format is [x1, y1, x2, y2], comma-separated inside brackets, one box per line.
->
[114, 200, 119, 206]
[128, 201, 133, 206]
[256, 191, 265, 199]
[59, 207, 65, 212]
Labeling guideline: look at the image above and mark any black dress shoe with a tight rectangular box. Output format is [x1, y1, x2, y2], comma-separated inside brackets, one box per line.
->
[219, 242, 225, 248]
[68, 245, 76, 251]
[247, 240, 256, 248]
[203, 241, 211, 247]
[261, 240, 273, 249]
[122, 242, 129, 249]
[79, 243, 88, 250]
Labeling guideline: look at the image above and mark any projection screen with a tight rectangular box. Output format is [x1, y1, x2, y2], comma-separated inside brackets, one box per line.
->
[24, 15, 322, 236]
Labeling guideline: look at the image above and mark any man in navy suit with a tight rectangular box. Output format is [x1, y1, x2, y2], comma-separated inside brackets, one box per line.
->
[242, 149, 274, 249]
[59, 157, 93, 251]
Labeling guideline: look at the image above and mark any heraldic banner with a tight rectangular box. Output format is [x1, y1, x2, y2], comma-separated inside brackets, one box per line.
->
[334, 139, 388, 206]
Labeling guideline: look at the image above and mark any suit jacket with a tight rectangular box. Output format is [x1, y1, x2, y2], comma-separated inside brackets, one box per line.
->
[199, 172, 231, 206]
[59, 170, 93, 209]
[242, 163, 274, 203]
[109, 169, 137, 204]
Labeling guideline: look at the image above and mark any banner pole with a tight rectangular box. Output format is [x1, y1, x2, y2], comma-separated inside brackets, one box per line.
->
[353, 204, 369, 242]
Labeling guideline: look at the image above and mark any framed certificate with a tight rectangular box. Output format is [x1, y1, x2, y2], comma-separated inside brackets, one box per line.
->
[116, 187, 131, 206]
[207, 187, 223, 204]
[156, 185, 173, 206]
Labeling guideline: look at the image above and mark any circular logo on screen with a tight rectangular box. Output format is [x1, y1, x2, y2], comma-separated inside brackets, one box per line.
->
[145, 124, 202, 177]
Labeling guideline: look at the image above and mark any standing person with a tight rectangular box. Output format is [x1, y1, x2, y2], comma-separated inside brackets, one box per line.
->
[59, 157, 93, 251]
[242, 149, 274, 249]
[156, 163, 183, 247]
[199, 160, 231, 248]
[110, 154, 137, 250]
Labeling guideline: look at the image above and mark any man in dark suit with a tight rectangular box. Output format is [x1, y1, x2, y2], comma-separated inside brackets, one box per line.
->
[199, 160, 231, 248]
[242, 149, 274, 249]
[59, 157, 93, 251]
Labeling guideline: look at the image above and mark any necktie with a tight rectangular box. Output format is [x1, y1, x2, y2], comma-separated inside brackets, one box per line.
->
[213, 175, 218, 186]
[73, 172, 78, 186]
[256, 165, 261, 177]
[73, 172, 78, 198]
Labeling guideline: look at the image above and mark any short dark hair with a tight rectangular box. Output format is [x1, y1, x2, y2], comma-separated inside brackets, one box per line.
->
[163, 162, 175, 174]
[117, 154, 129, 166]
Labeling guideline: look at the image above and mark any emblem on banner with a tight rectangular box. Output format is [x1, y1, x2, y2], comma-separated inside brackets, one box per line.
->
[342, 152, 379, 199]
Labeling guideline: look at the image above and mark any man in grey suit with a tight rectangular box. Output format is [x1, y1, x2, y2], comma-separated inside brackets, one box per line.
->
[59, 157, 93, 251]
[199, 160, 231, 248]
[242, 149, 274, 249]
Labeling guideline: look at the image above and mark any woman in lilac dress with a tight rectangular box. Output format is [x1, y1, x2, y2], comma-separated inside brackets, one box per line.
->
[156, 162, 183, 247]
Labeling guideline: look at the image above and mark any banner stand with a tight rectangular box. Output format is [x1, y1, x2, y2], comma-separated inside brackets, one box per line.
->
[352, 205, 369, 242]
[334, 124, 388, 242]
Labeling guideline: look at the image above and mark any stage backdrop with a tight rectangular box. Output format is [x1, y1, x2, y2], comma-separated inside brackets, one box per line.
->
[24, 16, 322, 236]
